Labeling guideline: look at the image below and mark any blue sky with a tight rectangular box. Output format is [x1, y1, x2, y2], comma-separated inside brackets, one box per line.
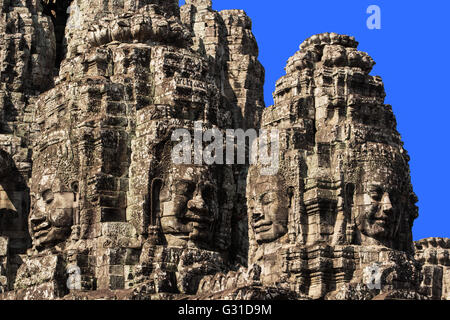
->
[180, 1, 450, 240]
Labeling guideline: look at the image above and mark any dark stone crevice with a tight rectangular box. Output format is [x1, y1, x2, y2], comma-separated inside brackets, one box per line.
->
[41, 0, 72, 69]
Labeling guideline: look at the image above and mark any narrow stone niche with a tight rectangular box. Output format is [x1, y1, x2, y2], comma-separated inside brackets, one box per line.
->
[41, 0, 73, 69]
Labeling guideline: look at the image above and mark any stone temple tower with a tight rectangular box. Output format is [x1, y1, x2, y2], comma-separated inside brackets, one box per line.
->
[0, 1, 448, 300]
[245, 33, 423, 299]
[1, 0, 266, 298]
[197, 33, 444, 300]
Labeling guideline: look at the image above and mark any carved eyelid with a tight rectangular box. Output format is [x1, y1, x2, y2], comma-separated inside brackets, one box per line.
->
[248, 197, 257, 204]
[260, 191, 275, 202]
[42, 189, 54, 200]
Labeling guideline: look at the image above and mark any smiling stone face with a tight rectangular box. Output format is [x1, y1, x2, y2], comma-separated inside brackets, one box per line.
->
[355, 183, 397, 242]
[29, 172, 78, 251]
[157, 164, 219, 248]
[247, 174, 289, 244]
[353, 165, 415, 248]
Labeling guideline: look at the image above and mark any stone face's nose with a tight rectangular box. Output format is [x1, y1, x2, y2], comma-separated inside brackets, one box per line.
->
[187, 191, 207, 214]
[252, 211, 264, 224]
[381, 192, 393, 213]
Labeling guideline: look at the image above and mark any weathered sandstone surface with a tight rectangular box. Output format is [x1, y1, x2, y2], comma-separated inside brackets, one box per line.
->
[0, 0, 447, 300]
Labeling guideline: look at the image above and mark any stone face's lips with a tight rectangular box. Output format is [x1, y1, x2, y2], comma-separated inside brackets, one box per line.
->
[161, 210, 212, 237]
[373, 218, 388, 227]
[34, 228, 50, 239]
[372, 213, 391, 224]
[191, 222, 208, 230]
[374, 216, 388, 220]
[185, 211, 214, 224]
[32, 222, 51, 238]
[254, 221, 272, 232]
[33, 229, 50, 240]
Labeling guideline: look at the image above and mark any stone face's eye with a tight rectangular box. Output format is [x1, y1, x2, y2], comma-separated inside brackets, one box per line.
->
[261, 192, 274, 206]
[369, 186, 383, 201]
[175, 181, 195, 195]
[42, 189, 54, 204]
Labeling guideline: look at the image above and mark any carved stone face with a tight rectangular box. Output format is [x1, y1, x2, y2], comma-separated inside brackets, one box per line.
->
[29, 174, 77, 250]
[157, 165, 219, 248]
[248, 174, 289, 244]
[355, 185, 395, 240]
[354, 168, 407, 246]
